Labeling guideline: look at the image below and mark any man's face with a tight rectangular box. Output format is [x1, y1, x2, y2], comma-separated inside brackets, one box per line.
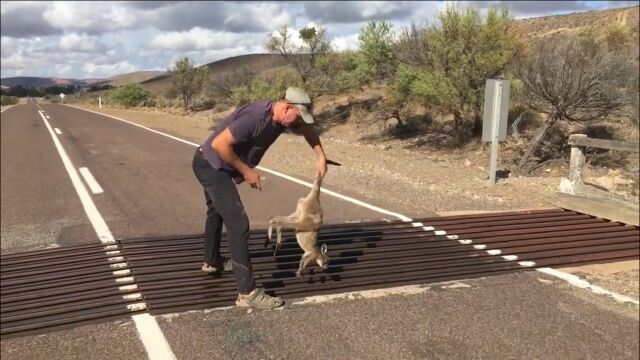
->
[278, 102, 302, 127]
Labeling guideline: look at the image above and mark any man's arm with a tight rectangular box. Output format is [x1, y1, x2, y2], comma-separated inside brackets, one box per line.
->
[298, 123, 327, 177]
[212, 128, 262, 190]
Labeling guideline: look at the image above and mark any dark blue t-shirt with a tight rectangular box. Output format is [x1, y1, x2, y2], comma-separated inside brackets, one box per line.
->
[201, 100, 285, 177]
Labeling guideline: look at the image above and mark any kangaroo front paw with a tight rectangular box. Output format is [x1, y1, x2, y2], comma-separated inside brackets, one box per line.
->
[295, 270, 302, 278]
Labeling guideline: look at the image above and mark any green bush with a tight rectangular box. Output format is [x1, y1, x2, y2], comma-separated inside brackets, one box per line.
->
[111, 82, 149, 108]
[231, 67, 305, 101]
[356, 21, 396, 83]
[390, 5, 519, 140]
[0, 95, 19, 105]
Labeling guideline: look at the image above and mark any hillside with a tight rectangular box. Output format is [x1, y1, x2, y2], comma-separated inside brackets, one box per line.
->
[139, 53, 290, 96]
[0, 71, 168, 90]
[2, 6, 637, 93]
[107, 71, 168, 87]
[0, 77, 93, 88]
[511, 5, 638, 38]
[141, 6, 639, 96]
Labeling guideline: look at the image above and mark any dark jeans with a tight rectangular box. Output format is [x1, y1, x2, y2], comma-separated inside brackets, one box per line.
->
[192, 148, 255, 294]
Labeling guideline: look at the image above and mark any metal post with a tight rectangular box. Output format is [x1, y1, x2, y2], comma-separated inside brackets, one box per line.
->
[488, 81, 502, 185]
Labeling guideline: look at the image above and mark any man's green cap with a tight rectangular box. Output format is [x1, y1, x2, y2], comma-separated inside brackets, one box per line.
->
[285, 87, 314, 124]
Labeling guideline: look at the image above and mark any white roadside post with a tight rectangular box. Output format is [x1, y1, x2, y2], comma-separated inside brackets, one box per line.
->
[99, 96, 102, 108]
[59, 92, 65, 104]
[482, 79, 510, 185]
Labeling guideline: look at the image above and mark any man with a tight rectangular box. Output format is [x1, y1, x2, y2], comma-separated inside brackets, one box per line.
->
[192, 87, 327, 309]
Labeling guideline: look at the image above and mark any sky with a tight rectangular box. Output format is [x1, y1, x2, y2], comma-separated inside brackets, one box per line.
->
[1, 1, 637, 80]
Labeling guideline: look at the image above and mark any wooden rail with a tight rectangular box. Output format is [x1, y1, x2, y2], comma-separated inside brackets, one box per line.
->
[554, 134, 639, 226]
[567, 135, 639, 153]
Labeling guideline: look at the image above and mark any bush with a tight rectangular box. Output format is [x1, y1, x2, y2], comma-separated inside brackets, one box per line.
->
[230, 76, 289, 106]
[391, 5, 520, 141]
[111, 82, 149, 108]
[226, 65, 326, 106]
[356, 21, 396, 83]
[188, 96, 216, 112]
[1, 95, 19, 105]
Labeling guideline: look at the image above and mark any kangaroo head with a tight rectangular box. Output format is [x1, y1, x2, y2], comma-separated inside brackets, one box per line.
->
[315, 243, 329, 270]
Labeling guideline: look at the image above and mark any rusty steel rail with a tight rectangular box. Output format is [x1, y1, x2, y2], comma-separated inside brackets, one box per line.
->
[121, 209, 638, 314]
[1, 208, 638, 338]
[0, 243, 143, 338]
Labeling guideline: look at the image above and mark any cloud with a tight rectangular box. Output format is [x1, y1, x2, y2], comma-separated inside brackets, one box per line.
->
[223, 3, 292, 32]
[331, 33, 360, 52]
[59, 33, 108, 53]
[304, 1, 417, 24]
[142, 2, 291, 33]
[42, 2, 139, 35]
[0, 2, 62, 38]
[150, 27, 256, 51]
[121, 1, 178, 10]
[82, 61, 137, 78]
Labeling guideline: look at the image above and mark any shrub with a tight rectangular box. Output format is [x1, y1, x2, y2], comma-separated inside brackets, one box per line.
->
[188, 96, 216, 112]
[111, 82, 150, 108]
[169, 57, 209, 111]
[356, 20, 396, 83]
[391, 5, 520, 141]
[0, 95, 19, 106]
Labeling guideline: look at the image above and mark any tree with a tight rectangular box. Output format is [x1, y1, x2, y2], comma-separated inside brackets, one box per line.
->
[514, 36, 633, 172]
[357, 20, 396, 82]
[111, 82, 149, 108]
[209, 65, 257, 99]
[169, 57, 209, 111]
[391, 6, 520, 141]
[266, 25, 330, 83]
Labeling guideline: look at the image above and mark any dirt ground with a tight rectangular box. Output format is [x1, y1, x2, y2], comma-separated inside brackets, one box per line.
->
[67, 103, 640, 300]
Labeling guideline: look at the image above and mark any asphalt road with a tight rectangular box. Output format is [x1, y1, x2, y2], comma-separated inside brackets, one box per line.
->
[1, 102, 637, 360]
[1, 102, 385, 253]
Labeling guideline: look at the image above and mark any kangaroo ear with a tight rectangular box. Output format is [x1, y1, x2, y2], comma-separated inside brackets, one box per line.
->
[321, 243, 327, 255]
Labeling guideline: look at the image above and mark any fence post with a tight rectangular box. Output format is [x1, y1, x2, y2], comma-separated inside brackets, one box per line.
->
[568, 134, 587, 185]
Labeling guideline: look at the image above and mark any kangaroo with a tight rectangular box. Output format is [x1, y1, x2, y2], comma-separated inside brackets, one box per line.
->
[267, 175, 328, 278]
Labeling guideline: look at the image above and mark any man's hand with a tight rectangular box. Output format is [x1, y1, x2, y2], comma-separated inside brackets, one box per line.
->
[243, 169, 262, 191]
[315, 156, 327, 178]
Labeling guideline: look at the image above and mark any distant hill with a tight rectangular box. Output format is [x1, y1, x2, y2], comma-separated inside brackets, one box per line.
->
[139, 53, 290, 95]
[0, 70, 168, 89]
[0, 77, 96, 88]
[107, 71, 168, 87]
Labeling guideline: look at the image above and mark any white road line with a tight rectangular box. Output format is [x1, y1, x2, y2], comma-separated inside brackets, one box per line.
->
[537, 267, 639, 305]
[54, 128, 62, 135]
[38, 110, 177, 360]
[65, 105, 639, 307]
[258, 166, 413, 221]
[132, 314, 178, 360]
[66, 105, 413, 221]
[1, 105, 16, 113]
[38, 111, 114, 244]
[79, 167, 104, 194]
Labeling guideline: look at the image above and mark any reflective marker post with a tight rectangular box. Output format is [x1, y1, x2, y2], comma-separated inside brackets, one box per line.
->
[482, 79, 510, 185]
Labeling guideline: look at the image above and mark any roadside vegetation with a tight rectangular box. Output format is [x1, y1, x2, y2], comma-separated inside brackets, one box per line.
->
[5, 5, 638, 178]
[1, 95, 19, 106]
